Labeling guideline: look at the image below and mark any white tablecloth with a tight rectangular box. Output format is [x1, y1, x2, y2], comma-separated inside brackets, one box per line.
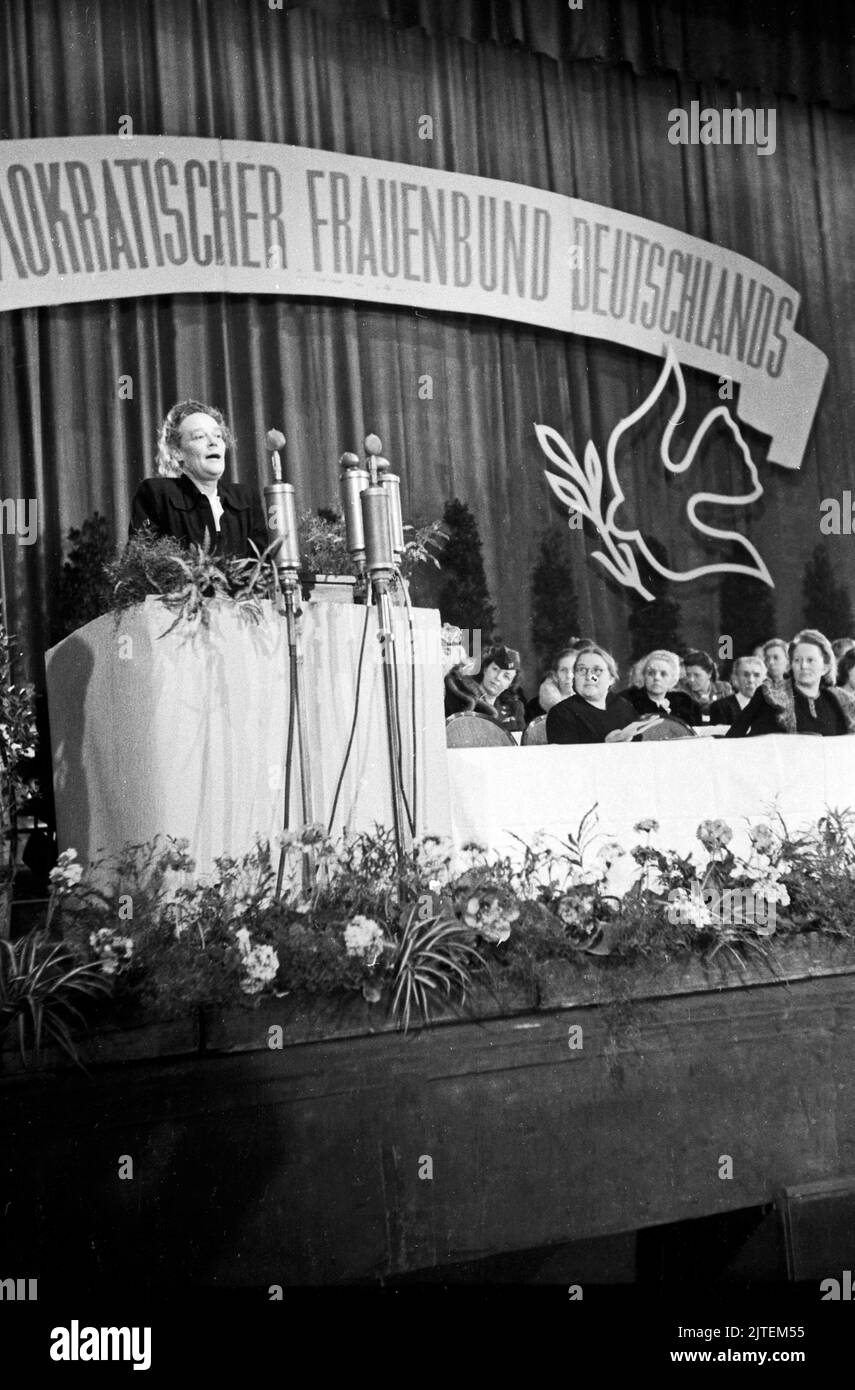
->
[447, 735, 855, 860]
[46, 598, 451, 872]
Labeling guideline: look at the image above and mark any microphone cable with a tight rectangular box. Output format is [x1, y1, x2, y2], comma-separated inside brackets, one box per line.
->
[326, 595, 373, 837]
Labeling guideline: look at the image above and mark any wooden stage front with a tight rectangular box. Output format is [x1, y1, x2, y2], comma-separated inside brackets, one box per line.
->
[3, 937, 855, 1288]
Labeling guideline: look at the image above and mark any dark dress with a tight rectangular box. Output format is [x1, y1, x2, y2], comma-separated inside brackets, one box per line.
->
[619, 685, 703, 726]
[130, 474, 269, 560]
[546, 693, 638, 745]
[726, 685, 851, 737]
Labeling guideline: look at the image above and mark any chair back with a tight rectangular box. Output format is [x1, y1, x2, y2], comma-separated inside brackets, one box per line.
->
[445, 713, 517, 748]
[635, 715, 696, 741]
[521, 715, 548, 746]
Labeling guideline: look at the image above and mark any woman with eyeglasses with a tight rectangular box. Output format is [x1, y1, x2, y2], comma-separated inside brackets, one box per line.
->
[546, 644, 663, 744]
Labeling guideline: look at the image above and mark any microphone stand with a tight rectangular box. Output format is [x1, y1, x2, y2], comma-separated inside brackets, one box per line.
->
[346, 435, 411, 869]
[264, 443, 314, 897]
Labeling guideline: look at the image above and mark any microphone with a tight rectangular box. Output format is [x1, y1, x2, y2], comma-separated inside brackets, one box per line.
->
[339, 451, 368, 567]
[265, 427, 286, 483]
[263, 427, 299, 570]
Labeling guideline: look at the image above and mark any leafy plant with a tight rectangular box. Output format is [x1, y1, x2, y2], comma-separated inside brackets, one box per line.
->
[297, 507, 351, 576]
[390, 902, 486, 1032]
[0, 930, 110, 1067]
[108, 529, 276, 629]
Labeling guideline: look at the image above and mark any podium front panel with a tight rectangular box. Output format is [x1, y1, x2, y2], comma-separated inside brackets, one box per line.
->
[46, 598, 452, 872]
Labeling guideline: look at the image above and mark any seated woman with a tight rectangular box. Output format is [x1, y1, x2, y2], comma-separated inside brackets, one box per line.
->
[620, 650, 703, 726]
[836, 648, 855, 693]
[526, 646, 583, 720]
[546, 645, 663, 744]
[445, 644, 526, 732]
[727, 629, 855, 736]
[760, 637, 790, 687]
[130, 400, 268, 559]
[708, 654, 767, 724]
[679, 649, 732, 717]
[526, 639, 597, 719]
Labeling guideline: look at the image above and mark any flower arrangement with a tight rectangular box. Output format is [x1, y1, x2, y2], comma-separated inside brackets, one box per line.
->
[8, 808, 855, 1060]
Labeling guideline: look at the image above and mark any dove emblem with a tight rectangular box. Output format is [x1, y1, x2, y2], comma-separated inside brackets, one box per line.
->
[535, 347, 774, 602]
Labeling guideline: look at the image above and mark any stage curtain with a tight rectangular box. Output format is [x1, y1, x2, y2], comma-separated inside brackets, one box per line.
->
[288, 0, 855, 112]
[1, 0, 854, 691]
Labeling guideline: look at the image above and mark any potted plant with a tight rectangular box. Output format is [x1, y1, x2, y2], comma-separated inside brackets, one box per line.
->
[297, 507, 359, 602]
[0, 626, 38, 938]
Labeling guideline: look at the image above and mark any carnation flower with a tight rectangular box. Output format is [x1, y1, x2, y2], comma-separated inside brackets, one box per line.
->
[697, 819, 734, 851]
[748, 823, 777, 855]
[555, 891, 599, 937]
[344, 915, 387, 965]
[233, 926, 279, 994]
[461, 891, 519, 944]
[633, 819, 660, 835]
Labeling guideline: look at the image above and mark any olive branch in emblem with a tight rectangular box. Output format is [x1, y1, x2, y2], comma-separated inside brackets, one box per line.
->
[535, 347, 774, 602]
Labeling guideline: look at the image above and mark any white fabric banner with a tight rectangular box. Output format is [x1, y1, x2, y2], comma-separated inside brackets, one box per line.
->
[0, 135, 825, 468]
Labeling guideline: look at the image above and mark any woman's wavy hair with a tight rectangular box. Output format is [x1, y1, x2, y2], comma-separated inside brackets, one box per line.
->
[633, 649, 682, 689]
[156, 400, 235, 477]
[788, 628, 837, 686]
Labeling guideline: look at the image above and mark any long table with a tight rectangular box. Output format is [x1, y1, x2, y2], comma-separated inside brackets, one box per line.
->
[447, 734, 855, 860]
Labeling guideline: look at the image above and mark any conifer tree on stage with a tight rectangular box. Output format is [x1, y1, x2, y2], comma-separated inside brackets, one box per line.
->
[802, 543, 855, 638]
[53, 512, 117, 642]
[627, 538, 683, 660]
[718, 573, 777, 658]
[530, 526, 580, 669]
[436, 498, 496, 638]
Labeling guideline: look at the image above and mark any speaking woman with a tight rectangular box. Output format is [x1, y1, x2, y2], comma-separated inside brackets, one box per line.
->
[130, 400, 268, 559]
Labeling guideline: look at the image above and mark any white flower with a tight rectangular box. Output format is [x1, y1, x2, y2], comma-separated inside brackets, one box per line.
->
[344, 915, 386, 966]
[49, 848, 84, 892]
[240, 943, 279, 995]
[232, 926, 279, 994]
[667, 887, 713, 929]
[89, 927, 134, 976]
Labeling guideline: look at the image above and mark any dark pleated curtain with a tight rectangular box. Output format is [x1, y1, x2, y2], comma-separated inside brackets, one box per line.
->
[1, 0, 854, 689]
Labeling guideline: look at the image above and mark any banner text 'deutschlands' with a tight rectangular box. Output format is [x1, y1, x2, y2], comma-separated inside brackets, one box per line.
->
[0, 137, 826, 468]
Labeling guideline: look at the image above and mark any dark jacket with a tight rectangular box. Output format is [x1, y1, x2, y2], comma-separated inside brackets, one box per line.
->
[619, 685, 703, 726]
[725, 681, 855, 737]
[708, 693, 746, 725]
[130, 474, 269, 560]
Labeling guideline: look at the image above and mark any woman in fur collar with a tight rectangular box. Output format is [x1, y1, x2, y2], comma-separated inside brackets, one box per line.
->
[727, 629, 855, 737]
